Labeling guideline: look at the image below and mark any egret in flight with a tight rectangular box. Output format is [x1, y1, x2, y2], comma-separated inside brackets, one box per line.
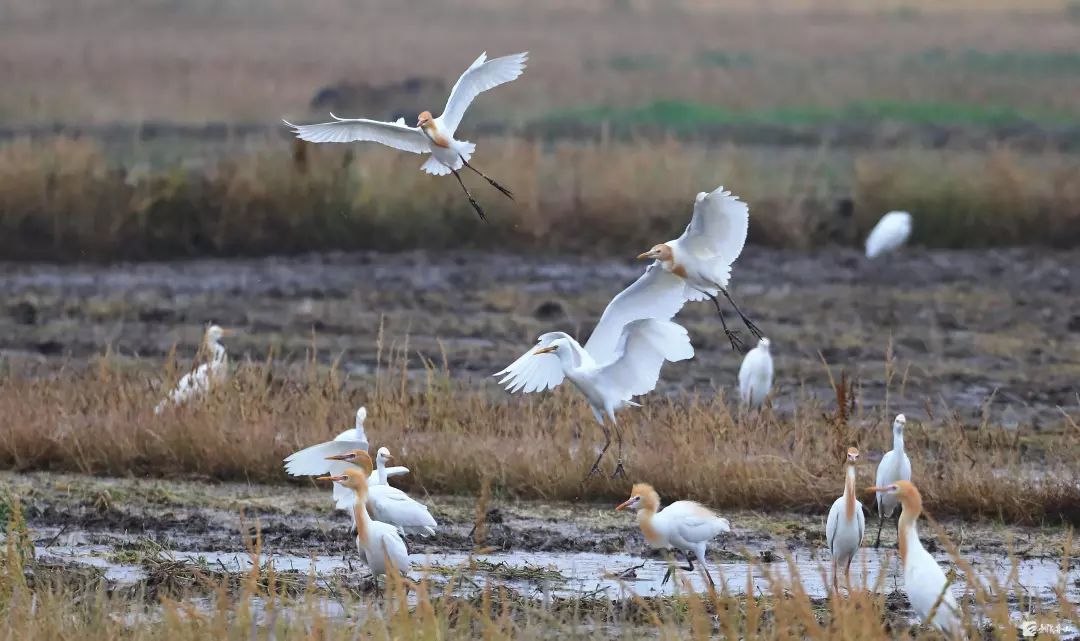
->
[154, 324, 233, 414]
[634, 187, 762, 351]
[284, 51, 527, 221]
[874, 414, 912, 548]
[616, 483, 731, 588]
[825, 447, 865, 594]
[326, 448, 438, 537]
[496, 319, 693, 478]
[737, 337, 773, 408]
[865, 211, 912, 259]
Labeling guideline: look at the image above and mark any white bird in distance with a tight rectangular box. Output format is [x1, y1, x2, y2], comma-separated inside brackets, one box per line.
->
[865, 210, 913, 259]
[738, 337, 773, 408]
[284, 51, 527, 221]
[154, 324, 233, 415]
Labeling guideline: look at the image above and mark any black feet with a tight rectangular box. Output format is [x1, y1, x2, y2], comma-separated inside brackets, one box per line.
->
[611, 460, 627, 479]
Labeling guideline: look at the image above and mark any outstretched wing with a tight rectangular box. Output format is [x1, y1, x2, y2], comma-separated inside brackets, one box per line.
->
[679, 187, 750, 261]
[583, 264, 688, 364]
[283, 438, 366, 477]
[596, 319, 694, 400]
[439, 51, 528, 136]
[283, 115, 429, 153]
[493, 332, 573, 394]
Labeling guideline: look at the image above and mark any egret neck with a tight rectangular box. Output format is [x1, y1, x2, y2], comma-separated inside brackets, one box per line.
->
[635, 489, 663, 545]
[843, 459, 857, 521]
[893, 421, 906, 455]
[896, 487, 923, 565]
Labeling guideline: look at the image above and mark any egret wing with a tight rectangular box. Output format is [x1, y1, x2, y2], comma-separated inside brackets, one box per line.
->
[369, 487, 438, 531]
[825, 496, 842, 554]
[595, 319, 694, 399]
[439, 51, 528, 135]
[493, 332, 573, 394]
[283, 116, 429, 152]
[583, 264, 688, 364]
[665, 501, 730, 543]
[283, 438, 367, 477]
[369, 466, 411, 485]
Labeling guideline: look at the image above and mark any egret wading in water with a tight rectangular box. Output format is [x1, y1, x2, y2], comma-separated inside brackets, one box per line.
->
[874, 414, 912, 548]
[284, 51, 527, 221]
[738, 337, 773, 408]
[495, 319, 694, 479]
[616, 483, 730, 588]
[865, 211, 913, 259]
[326, 448, 438, 537]
[865, 480, 961, 634]
[825, 447, 865, 594]
[154, 324, 233, 414]
[635, 187, 762, 350]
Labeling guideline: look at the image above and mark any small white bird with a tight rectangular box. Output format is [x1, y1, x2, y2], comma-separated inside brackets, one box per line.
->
[738, 337, 774, 407]
[866, 480, 961, 634]
[874, 414, 913, 548]
[635, 186, 761, 350]
[616, 483, 731, 588]
[826, 447, 865, 594]
[495, 318, 694, 478]
[154, 324, 232, 414]
[326, 448, 438, 537]
[865, 211, 913, 259]
[284, 51, 527, 221]
[319, 461, 409, 582]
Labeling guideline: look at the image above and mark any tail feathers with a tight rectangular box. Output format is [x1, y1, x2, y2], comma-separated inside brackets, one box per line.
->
[420, 140, 473, 176]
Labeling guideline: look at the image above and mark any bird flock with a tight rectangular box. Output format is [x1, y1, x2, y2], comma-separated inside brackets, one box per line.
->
[152, 49, 948, 630]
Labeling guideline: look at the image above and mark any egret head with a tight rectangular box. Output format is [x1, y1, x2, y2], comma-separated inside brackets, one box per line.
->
[417, 111, 434, 129]
[865, 480, 921, 508]
[375, 446, 393, 464]
[355, 406, 367, 428]
[636, 244, 673, 263]
[204, 324, 233, 344]
[326, 449, 374, 475]
[316, 467, 368, 491]
[616, 483, 660, 512]
[893, 414, 906, 431]
[846, 447, 859, 463]
[758, 337, 771, 350]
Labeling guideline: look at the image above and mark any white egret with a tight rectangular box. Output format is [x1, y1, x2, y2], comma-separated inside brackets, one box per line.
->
[616, 483, 731, 588]
[874, 414, 912, 548]
[284, 51, 527, 221]
[154, 324, 233, 415]
[635, 186, 762, 350]
[326, 448, 438, 537]
[737, 337, 773, 407]
[865, 480, 961, 634]
[495, 318, 693, 478]
[865, 211, 913, 259]
[826, 447, 865, 593]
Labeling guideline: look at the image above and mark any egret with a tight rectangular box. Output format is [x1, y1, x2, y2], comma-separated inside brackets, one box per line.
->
[326, 448, 437, 537]
[284, 51, 527, 221]
[318, 462, 410, 582]
[874, 414, 912, 548]
[737, 337, 773, 407]
[495, 318, 694, 478]
[635, 186, 762, 350]
[826, 447, 865, 594]
[865, 211, 912, 259]
[616, 483, 730, 588]
[154, 324, 233, 414]
[865, 480, 961, 634]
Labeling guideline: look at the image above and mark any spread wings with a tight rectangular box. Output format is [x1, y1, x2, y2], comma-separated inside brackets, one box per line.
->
[283, 115, 429, 153]
[582, 264, 688, 365]
[596, 319, 694, 399]
[439, 51, 528, 135]
[494, 332, 580, 394]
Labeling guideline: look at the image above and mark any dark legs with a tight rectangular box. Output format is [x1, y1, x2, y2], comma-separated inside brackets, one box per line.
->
[873, 509, 900, 548]
[584, 422, 612, 481]
[611, 422, 626, 479]
[661, 551, 713, 588]
[450, 168, 487, 221]
[460, 156, 514, 200]
[719, 287, 763, 340]
[707, 293, 746, 352]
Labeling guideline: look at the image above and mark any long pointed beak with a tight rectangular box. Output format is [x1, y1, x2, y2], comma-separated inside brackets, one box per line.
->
[384, 454, 394, 461]
[533, 346, 557, 355]
[325, 454, 353, 461]
[615, 499, 634, 511]
[865, 486, 887, 493]
[636, 252, 653, 260]
[317, 475, 347, 482]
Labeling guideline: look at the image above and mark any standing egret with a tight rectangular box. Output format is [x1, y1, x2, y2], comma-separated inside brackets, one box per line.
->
[635, 186, 762, 350]
[865, 481, 961, 634]
[874, 414, 912, 548]
[737, 337, 773, 407]
[284, 51, 527, 221]
[825, 447, 865, 594]
[326, 448, 438, 537]
[865, 211, 913, 259]
[495, 318, 694, 478]
[154, 324, 233, 414]
[616, 483, 730, 588]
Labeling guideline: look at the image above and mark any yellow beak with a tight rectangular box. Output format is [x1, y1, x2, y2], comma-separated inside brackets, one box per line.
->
[615, 498, 634, 511]
[325, 453, 352, 461]
[533, 346, 558, 355]
[636, 251, 653, 260]
[316, 475, 346, 482]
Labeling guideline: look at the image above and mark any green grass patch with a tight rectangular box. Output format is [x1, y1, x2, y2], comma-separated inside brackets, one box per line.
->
[694, 50, 755, 69]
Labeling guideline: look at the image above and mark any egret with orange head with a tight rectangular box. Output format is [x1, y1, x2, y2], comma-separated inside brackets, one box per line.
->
[326, 448, 437, 536]
[825, 447, 865, 594]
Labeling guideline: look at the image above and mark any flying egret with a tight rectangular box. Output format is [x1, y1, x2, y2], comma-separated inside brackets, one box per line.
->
[737, 337, 773, 407]
[318, 462, 410, 582]
[495, 318, 694, 478]
[865, 480, 961, 634]
[284, 51, 527, 221]
[865, 211, 913, 259]
[635, 186, 762, 350]
[874, 414, 912, 548]
[826, 447, 865, 594]
[326, 448, 438, 537]
[154, 324, 233, 414]
[616, 483, 731, 588]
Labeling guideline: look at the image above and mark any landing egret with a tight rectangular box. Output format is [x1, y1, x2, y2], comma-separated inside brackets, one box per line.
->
[737, 337, 773, 407]
[635, 186, 762, 350]
[865, 480, 961, 634]
[154, 324, 232, 414]
[318, 463, 410, 582]
[495, 318, 694, 478]
[874, 414, 912, 548]
[284, 51, 527, 221]
[865, 211, 912, 259]
[616, 483, 730, 588]
[327, 448, 437, 537]
[826, 447, 865, 593]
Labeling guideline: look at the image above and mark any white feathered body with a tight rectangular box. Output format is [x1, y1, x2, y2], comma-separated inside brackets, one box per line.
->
[738, 339, 773, 407]
[352, 503, 410, 578]
[366, 484, 438, 536]
[826, 464, 865, 579]
[155, 344, 228, 414]
[657, 188, 750, 302]
[876, 447, 912, 519]
[643, 501, 731, 561]
[901, 523, 961, 633]
[865, 211, 913, 258]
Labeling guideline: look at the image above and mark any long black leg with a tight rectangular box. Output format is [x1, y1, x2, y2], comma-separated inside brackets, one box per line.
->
[681, 551, 695, 572]
[460, 155, 514, 200]
[584, 422, 612, 480]
[450, 168, 487, 221]
[611, 422, 626, 479]
[696, 552, 716, 587]
[661, 565, 674, 586]
[707, 293, 745, 352]
[719, 287, 763, 339]
[873, 509, 885, 548]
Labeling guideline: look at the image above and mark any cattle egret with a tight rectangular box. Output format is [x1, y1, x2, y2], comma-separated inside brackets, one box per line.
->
[738, 337, 774, 407]
[318, 461, 409, 582]
[635, 186, 762, 350]
[495, 319, 694, 478]
[154, 324, 232, 414]
[874, 414, 912, 548]
[327, 448, 438, 537]
[826, 447, 865, 594]
[616, 483, 730, 588]
[284, 51, 527, 221]
[865, 211, 913, 259]
[865, 481, 961, 634]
